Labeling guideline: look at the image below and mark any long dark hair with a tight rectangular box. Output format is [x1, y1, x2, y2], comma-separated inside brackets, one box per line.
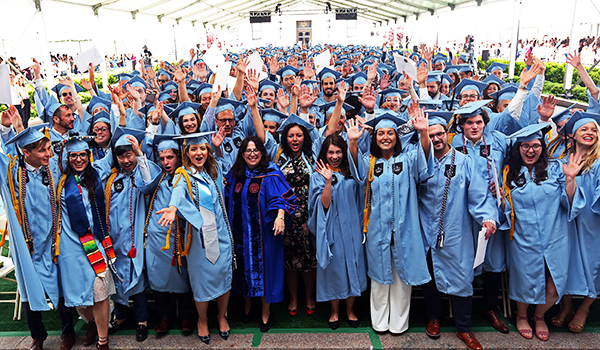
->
[317, 134, 351, 179]
[231, 136, 271, 178]
[370, 128, 402, 158]
[281, 123, 312, 158]
[506, 139, 549, 186]
[65, 150, 98, 201]
[178, 113, 202, 135]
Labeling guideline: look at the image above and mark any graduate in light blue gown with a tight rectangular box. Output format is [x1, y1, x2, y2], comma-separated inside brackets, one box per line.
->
[55, 135, 117, 349]
[308, 134, 367, 330]
[546, 105, 576, 160]
[156, 131, 234, 344]
[347, 110, 432, 334]
[95, 127, 161, 340]
[418, 111, 498, 345]
[552, 112, 600, 333]
[140, 134, 195, 334]
[0, 125, 75, 347]
[497, 124, 582, 341]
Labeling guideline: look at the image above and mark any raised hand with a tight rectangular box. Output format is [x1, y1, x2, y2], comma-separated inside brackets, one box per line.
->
[303, 59, 315, 79]
[245, 85, 257, 108]
[126, 135, 142, 155]
[423, 46, 434, 61]
[411, 106, 429, 132]
[156, 206, 177, 228]
[190, 48, 196, 60]
[563, 153, 584, 179]
[126, 84, 141, 101]
[417, 63, 428, 85]
[79, 78, 93, 91]
[276, 88, 290, 110]
[357, 86, 377, 112]
[345, 117, 364, 141]
[244, 68, 259, 92]
[298, 85, 318, 108]
[146, 67, 156, 80]
[380, 73, 391, 90]
[337, 81, 349, 102]
[236, 54, 249, 74]
[519, 62, 541, 85]
[269, 56, 279, 75]
[173, 68, 186, 84]
[367, 62, 378, 81]
[58, 76, 76, 89]
[32, 58, 42, 80]
[566, 51, 582, 69]
[291, 76, 302, 96]
[211, 127, 227, 148]
[315, 159, 333, 183]
[408, 99, 420, 118]
[538, 95, 558, 121]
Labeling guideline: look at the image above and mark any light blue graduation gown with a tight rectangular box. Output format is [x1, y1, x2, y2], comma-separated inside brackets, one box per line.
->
[313, 127, 369, 160]
[351, 145, 433, 286]
[0, 156, 61, 311]
[308, 170, 367, 301]
[57, 174, 111, 307]
[169, 167, 233, 302]
[451, 130, 509, 273]
[419, 148, 498, 297]
[141, 172, 190, 294]
[499, 162, 574, 304]
[95, 156, 161, 305]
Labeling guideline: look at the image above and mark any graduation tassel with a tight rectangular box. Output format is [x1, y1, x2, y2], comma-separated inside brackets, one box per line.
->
[127, 246, 137, 258]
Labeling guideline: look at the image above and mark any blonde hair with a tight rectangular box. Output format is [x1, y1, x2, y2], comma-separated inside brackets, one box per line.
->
[571, 121, 600, 174]
[182, 143, 218, 180]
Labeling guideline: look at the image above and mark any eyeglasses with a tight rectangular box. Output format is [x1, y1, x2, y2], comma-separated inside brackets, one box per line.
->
[158, 79, 168, 83]
[217, 118, 236, 124]
[62, 92, 72, 97]
[520, 144, 542, 152]
[68, 153, 89, 160]
[93, 127, 109, 133]
[244, 149, 261, 155]
[461, 94, 479, 100]
[429, 132, 446, 139]
[385, 98, 400, 103]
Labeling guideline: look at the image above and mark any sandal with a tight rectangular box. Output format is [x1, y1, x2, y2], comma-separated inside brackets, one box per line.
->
[515, 313, 532, 339]
[534, 315, 549, 341]
[568, 308, 590, 333]
[551, 307, 574, 328]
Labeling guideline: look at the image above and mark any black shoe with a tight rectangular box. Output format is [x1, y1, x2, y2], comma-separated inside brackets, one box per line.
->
[328, 320, 340, 330]
[348, 319, 360, 328]
[199, 334, 210, 344]
[107, 318, 122, 335]
[260, 316, 272, 332]
[136, 324, 148, 342]
[219, 330, 230, 340]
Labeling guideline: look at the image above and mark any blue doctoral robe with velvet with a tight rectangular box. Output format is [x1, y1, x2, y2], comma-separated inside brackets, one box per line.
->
[351, 145, 433, 286]
[169, 167, 233, 302]
[308, 170, 367, 301]
[0, 155, 61, 311]
[418, 148, 498, 297]
[499, 161, 576, 304]
[94, 155, 161, 306]
[141, 171, 190, 294]
[225, 163, 297, 304]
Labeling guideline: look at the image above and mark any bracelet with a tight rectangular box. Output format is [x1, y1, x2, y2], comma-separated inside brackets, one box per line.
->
[276, 216, 285, 221]
[151, 120, 160, 125]
[519, 85, 527, 90]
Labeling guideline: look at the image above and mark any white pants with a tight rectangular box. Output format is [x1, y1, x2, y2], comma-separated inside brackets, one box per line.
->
[370, 262, 411, 333]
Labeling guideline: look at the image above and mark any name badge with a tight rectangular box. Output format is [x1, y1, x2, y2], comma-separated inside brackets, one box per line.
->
[392, 162, 403, 175]
[233, 137, 243, 148]
[52, 141, 63, 155]
[113, 178, 124, 192]
[223, 142, 233, 153]
[445, 164, 456, 178]
[41, 171, 50, 186]
[514, 173, 526, 187]
[480, 144, 491, 157]
[374, 163, 383, 177]
[331, 174, 338, 186]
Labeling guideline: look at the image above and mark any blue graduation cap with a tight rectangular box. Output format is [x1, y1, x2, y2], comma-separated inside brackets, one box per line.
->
[482, 74, 505, 88]
[158, 90, 175, 102]
[88, 110, 111, 127]
[51, 83, 84, 96]
[458, 53, 471, 63]
[427, 111, 454, 127]
[115, 73, 133, 81]
[350, 72, 368, 87]
[170, 101, 201, 121]
[380, 88, 407, 101]
[444, 66, 459, 74]
[111, 127, 146, 148]
[153, 134, 179, 152]
[320, 101, 353, 115]
[215, 98, 244, 116]
[563, 111, 600, 135]
[193, 83, 213, 97]
[487, 62, 508, 74]
[259, 79, 283, 93]
[6, 123, 50, 149]
[490, 85, 518, 101]
[300, 79, 319, 88]
[452, 100, 493, 120]
[551, 103, 577, 126]
[419, 99, 443, 110]
[161, 81, 178, 92]
[63, 135, 95, 153]
[173, 131, 215, 146]
[506, 122, 551, 143]
[318, 67, 341, 81]
[43, 96, 63, 122]
[138, 104, 156, 117]
[123, 76, 149, 90]
[409, 52, 421, 61]
[130, 70, 141, 77]
[87, 95, 112, 114]
[432, 53, 448, 64]
[276, 114, 314, 133]
[277, 65, 299, 78]
[365, 112, 406, 131]
[261, 108, 288, 124]
[455, 64, 474, 73]
[440, 73, 453, 85]
[452, 79, 488, 97]
[158, 69, 173, 79]
[426, 71, 444, 83]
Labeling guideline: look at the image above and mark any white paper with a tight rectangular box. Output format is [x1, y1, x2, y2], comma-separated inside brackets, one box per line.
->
[73, 46, 104, 73]
[473, 227, 488, 269]
[227, 76, 237, 95]
[212, 62, 232, 93]
[246, 53, 267, 81]
[202, 45, 225, 73]
[393, 53, 417, 82]
[491, 158, 501, 207]
[313, 50, 332, 74]
[11, 31, 45, 68]
[0, 65, 17, 105]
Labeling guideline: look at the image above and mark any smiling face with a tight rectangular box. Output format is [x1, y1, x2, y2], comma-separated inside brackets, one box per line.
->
[459, 89, 479, 106]
[428, 124, 449, 155]
[286, 126, 304, 156]
[263, 120, 279, 136]
[259, 89, 276, 108]
[200, 93, 211, 109]
[462, 115, 485, 142]
[322, 77, 336, 97]
[92, 122, 110, 147]
[116, 150, 138, 173]
[574, 122, 599, 149]
[215, 110, 236, 137]
[376, 127, 396, 152]
[519, 140, 542, 167]
[181, 114, 198, 134]
[326, 144, 343, 168]
[159, 148, 180, 174]
[23, 139, 51, 168]
[68, 150, 90, 173]
[186, 143, 209, 170]
[384, 95, 400, 112]
[60, 89, 74, 105]
[242, 141, 262, 169]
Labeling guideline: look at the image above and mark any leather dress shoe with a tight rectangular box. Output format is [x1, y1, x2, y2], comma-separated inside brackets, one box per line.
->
[83, 320, 98, 346]
[154, 318, 173, 334]
[29, 339, 43, 350]
[96, 339, 109, 350]
[456, 331, 483, 350]
[60, 331, 76, 350]
[482, 310, 509, 333]
[426, 319, 440, 339]
[136, 324, 148, 342]
[181, 318, 194, 333]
